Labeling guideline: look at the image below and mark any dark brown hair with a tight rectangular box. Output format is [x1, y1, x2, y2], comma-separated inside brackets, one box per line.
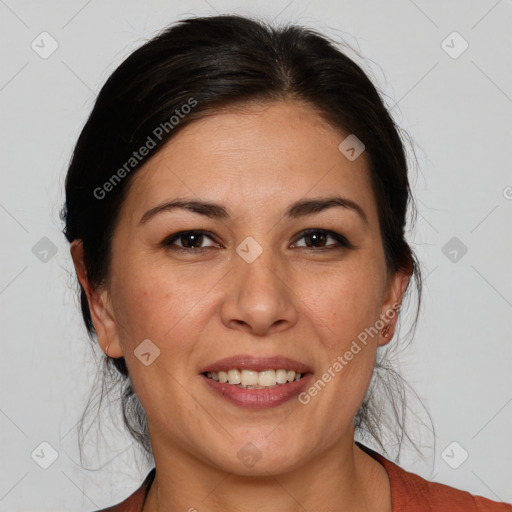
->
[61, 14, 424, 464]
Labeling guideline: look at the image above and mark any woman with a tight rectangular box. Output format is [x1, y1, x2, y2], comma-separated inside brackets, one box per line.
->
[61, 14, 511, 512]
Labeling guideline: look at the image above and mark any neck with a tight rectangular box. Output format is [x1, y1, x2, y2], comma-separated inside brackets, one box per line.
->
[141, 428, 391, 512]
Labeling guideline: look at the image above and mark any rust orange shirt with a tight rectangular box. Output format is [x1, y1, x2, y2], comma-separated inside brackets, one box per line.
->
[95, 445, 511, 511]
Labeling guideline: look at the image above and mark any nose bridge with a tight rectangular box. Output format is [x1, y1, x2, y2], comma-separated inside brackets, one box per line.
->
[235, 240, 286, 302]
[221, 238, 297, 334]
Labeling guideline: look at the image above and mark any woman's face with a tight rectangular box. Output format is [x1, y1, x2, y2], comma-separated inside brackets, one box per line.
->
[80, 100, 409, 475]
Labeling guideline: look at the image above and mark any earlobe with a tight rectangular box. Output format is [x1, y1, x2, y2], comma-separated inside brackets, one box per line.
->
[70, 240, 122, 358]
[378, 267, 412, 346]
[89, 287, 122, 357]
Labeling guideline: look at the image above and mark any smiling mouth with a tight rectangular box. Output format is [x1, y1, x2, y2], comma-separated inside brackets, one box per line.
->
[203, 369, 306, 389]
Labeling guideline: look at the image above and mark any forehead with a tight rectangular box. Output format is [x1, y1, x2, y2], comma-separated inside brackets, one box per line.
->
[122, 100, 377, 224]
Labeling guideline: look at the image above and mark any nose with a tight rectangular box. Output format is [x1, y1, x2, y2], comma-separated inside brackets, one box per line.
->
[220, 250, 299, 336]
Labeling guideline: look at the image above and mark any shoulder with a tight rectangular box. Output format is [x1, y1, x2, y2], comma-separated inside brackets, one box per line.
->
[363, 445, 511, 511]
[386, 460, 510, 511]
[91, 468, 155, 512]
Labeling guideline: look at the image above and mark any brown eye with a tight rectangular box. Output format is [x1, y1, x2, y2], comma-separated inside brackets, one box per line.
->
[293, 229, 352, 250]
[162, 230, 218, 250]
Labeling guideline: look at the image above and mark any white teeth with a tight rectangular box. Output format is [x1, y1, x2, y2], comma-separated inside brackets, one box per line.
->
[227, 369, 241, 384]
[276, 369, 288, 384]
[205, 368, 304, 387]
[241, 369, 259, 386]
[258, 370, 276, 387]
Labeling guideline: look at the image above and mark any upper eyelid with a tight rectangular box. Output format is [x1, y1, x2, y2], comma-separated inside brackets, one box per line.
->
[164, 230, 219, 247]
[292, 230, 351, 248]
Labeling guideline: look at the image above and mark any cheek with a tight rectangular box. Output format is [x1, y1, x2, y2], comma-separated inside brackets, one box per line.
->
[110, 270, 204, 420]
[302, 263, 384, 348]
[109, 262, 219, 403]
[111, 261, 203, 343]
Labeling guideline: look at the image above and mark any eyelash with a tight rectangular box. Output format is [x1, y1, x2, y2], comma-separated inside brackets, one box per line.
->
[160, 229, 353, 252]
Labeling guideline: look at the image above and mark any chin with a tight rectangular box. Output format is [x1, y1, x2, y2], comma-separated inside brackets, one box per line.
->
[205, 436, 309, 477]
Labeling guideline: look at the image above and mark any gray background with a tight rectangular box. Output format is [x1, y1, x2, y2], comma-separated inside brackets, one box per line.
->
[1, 0, 511, 510]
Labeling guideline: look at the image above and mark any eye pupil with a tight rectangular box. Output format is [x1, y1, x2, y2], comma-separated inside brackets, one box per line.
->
[182, 232, 202, 248]
[306, 231, 326, 247]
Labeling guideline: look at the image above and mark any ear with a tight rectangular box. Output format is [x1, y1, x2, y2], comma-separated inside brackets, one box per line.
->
[70, 240, 123, 358]
[378, 266, 412, 347]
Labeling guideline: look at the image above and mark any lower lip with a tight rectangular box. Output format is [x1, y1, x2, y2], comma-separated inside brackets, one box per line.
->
[201, 373, 313, 409]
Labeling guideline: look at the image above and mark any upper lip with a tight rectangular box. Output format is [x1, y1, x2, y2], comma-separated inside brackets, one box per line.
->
[199, 355, 313, 374]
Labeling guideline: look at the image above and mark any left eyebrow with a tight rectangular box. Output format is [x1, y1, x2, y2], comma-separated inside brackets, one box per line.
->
[285, 196, 368, 226]
[139, 196, 368, 226]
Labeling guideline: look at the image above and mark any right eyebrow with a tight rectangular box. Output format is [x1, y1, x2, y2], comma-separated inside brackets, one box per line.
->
[139, 200, 230, 225]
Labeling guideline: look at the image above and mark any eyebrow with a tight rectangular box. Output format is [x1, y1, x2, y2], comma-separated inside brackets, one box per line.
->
[139, 196, 369, 226]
